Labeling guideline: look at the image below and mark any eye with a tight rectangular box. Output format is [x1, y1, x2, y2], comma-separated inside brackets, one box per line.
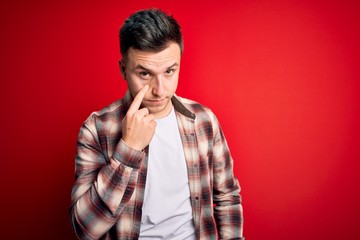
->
[139, 71, 151, 80]
[165, 69, 174, 75]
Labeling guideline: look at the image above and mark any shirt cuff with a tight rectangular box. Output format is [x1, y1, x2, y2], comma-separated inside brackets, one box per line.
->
[112, 139, 145, 169]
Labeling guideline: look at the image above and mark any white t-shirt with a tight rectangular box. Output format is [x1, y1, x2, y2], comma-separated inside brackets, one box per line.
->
[139, 107, 196, 239]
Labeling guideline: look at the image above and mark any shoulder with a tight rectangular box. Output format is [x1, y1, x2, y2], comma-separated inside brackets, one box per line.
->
[80, 98, 127, 138]
[76, 94, 132, 146]
[86, 99, 125, 123]
[174, 95, 218, 124]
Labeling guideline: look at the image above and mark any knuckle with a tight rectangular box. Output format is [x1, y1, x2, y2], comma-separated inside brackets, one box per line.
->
[135, 114, 142, 121]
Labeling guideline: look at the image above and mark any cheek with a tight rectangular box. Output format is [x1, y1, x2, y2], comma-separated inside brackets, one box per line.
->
[169, 76, 179, 92]
[126, 77, 145, 96]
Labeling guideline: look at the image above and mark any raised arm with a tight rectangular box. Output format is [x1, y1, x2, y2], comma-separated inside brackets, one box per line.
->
[70, 123, 145, 239]
[70, 85, 156, 239]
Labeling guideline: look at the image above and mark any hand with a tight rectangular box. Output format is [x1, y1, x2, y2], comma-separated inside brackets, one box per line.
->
[122, 85, 156, 151]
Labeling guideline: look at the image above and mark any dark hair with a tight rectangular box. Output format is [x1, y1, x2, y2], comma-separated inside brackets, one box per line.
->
[119, 9, 183, 59]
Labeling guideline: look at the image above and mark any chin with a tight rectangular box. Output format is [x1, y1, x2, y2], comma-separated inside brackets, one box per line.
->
[149, 105, 171, 118]
[148, 106, 166, 114]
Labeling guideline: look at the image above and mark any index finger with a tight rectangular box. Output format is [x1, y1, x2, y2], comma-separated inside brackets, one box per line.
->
[127, 85, 149, 114]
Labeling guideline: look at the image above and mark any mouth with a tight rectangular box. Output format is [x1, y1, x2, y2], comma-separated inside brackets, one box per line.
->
[149, 98, 165, 102]
[145, 98, 166, 105]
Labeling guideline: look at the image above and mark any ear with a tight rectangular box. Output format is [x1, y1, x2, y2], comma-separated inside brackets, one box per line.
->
[119, 59, 126, 80]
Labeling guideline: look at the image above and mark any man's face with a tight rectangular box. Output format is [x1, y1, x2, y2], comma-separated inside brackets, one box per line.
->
[121, 42, 181, 119]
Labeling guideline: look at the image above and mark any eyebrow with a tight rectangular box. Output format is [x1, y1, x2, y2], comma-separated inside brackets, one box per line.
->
[134, 63, 179, 72]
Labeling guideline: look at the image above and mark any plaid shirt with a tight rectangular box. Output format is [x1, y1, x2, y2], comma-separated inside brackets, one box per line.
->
[70, 92, 244, 239]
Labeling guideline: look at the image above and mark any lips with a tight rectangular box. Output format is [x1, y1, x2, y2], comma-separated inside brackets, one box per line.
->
[146, 98, 166, 105]
[149, 98, 164, 102]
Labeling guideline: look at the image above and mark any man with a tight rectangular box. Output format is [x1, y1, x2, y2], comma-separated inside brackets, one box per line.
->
[70, 9, 244, 240]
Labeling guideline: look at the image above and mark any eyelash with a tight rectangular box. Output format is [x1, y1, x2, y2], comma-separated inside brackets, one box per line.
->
[165, 69, 174, 75]
[138, 69, 176, 79]
[139, 71, 150, 77]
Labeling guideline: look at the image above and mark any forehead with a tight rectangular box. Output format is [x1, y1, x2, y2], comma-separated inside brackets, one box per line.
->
[126, 42, 181, 70]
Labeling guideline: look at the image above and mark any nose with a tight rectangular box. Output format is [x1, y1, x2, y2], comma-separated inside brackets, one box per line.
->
[151, 75, 165, 97]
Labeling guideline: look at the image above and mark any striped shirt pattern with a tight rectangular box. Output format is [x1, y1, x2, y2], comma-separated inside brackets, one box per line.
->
[70, 91, 244, 239]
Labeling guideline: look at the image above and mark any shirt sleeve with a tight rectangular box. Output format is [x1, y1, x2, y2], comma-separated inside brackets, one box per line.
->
[211, 115, 244, 239]
[70, 120, 145, 240]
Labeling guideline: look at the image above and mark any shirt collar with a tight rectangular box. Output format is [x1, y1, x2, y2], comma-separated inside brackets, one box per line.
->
[171, 94, 196, 120]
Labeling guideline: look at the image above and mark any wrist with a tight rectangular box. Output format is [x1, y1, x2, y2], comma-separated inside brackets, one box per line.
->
[112, 139, 145, 169]
[121, 138, 144, 151]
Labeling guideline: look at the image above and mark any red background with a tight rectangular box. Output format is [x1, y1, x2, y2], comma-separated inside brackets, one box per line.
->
[1, 0, 359, 239]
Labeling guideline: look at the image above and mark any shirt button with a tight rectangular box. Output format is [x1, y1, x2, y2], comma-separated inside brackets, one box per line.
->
[195, 196, 200, 200]
[194, 164, 198, 168]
